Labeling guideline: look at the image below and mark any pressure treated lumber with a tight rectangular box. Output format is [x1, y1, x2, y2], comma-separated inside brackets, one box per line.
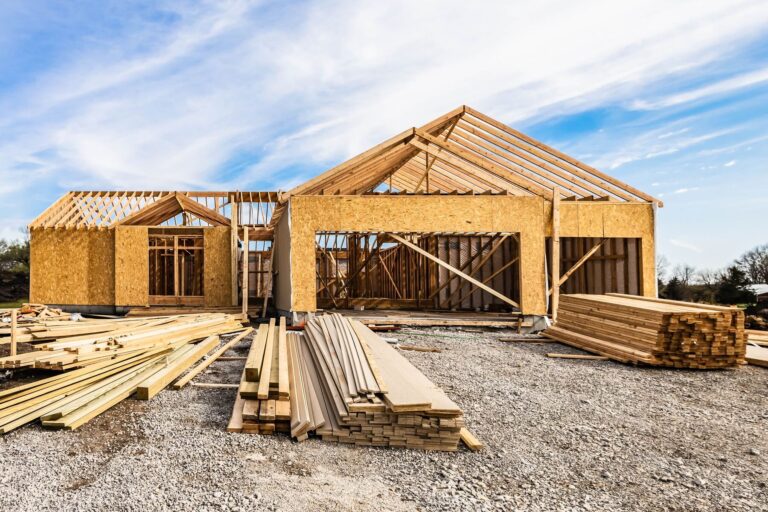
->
[544, 294, 746, 368]
[172, 328, 253, 389]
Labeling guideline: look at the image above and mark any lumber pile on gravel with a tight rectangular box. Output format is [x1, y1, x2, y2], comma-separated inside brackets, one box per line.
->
[544, 293, 746, 368]
[0, 314, 244, 370]
[231, 317, 291, 434]
[0, 314, 247, 433]
[230, 313, 466, 451]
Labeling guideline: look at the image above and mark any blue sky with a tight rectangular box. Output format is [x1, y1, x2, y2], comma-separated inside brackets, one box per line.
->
[1, 0, 767, 273]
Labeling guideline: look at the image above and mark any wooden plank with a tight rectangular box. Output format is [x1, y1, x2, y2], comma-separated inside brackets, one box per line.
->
[245, 323, 269, 381]
[746, 345, 768, 368]
[10, 309, 17, 357]
[257, 318, 277, 399]
[136, 335, 220, 400]
[551, 187, 560, 321]
[242, 226, 249, 319]
[172, 328, 253, 389]
[278, 317, 289, 399]
[546, 353, 610, 360]
[460, 427, 484, 451]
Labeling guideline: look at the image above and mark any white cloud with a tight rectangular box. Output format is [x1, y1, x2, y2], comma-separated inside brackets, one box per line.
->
[673, 187, 699, 194]
[631, 67, 768, 110]
[669, 239, 703, 253]
[0, 0, 767, 212]
[724, 160, 737, 167]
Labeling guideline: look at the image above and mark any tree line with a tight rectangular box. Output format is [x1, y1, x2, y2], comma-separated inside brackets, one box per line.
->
[0, 235, 29, 302]
[657, 243, 768, 307]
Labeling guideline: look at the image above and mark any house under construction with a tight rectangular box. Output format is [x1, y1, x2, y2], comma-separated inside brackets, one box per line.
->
[28, 106, 661, 324]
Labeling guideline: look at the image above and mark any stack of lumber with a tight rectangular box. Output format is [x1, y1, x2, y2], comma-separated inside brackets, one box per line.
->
[0, 314, 244, 371]
[231, 318, 291, 434]
[0, 315, 167, 346]
[0, 315, 248, 433]
[230, 313, 466, 451]
[544, 293, 746, 368]
[747, 330, 768, 347]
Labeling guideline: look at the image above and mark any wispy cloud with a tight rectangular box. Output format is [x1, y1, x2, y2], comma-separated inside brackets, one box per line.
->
[724, 160, 737, 167]
[630, 67, 768, 110]
[670, 239, 703, 253]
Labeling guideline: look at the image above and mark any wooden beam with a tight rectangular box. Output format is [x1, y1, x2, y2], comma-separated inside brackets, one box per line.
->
[388, 233, 519, 308]
[172, 328, 253, 390]
[10, 309, 17, 358]
[551, 187, 561, 321]
[242, 226, 249, 320]
[231, 201, 238, 307]
[261, 242, 276, 318]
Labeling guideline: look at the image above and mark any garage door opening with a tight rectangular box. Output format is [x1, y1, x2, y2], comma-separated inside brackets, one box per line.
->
[316, 231, 520, 312]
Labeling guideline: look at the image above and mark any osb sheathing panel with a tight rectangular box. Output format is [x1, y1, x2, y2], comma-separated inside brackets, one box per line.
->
[274, 207, 292, 312]
[115, 227, 148, 306]
[289, 195, 547, 315]
[204, 227, 231, 307]
[553, 202, 656, 297]
[30, 228, 115, 305]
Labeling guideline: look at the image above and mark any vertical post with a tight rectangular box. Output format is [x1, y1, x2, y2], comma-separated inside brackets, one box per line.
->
[551, 187, 561, 322]
[242, 226, 249, 320]
[173, 235, 179, 299]
[10, 309, 18, 357]
[230, 198, 239, 306]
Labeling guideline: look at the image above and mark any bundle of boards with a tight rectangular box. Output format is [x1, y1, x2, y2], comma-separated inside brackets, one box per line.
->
[230, 317, 291, 434]
[545, 293, 746, 368]
[229, 313, 467, 451]
[0, 314, 248, 433]
[0, 303, 68, 324]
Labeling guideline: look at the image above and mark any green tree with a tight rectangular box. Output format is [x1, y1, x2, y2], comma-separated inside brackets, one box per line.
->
[715, 265, 755, 305]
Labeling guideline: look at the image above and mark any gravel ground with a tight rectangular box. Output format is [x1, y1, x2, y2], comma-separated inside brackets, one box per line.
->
[0, 327, 766, 511]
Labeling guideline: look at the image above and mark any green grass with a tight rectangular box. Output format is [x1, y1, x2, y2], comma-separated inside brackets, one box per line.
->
[0, 300, 26, 309]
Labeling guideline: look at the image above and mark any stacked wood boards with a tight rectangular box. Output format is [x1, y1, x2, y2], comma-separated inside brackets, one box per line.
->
[747, 330, 768, 347]
[229, 313, 466, 451]
[0, 304, 68, 323]
[229, 318, 291, 434]
[0, 314, 244, 370]
[0, 317, 248, 433]
[544, 293, 746, 368]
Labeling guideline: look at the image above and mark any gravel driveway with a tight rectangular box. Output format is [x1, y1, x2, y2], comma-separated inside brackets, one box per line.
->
[0, 327, 766, 511]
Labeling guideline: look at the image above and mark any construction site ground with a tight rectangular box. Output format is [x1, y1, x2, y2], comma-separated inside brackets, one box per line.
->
[0, 327, 766, 511]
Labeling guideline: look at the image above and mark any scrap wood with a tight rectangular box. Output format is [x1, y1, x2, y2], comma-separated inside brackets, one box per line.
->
[546, 353, 610, 361]
[498, 337, 554, 343]
[460, 427, 484, 451]
[397, 345, 442, 353]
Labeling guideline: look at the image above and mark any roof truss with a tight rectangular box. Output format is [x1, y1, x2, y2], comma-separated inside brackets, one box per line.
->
[286, 105, 662, 206]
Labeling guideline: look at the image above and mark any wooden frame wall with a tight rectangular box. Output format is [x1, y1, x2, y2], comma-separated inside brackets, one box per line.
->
[315, 232, 520, 311]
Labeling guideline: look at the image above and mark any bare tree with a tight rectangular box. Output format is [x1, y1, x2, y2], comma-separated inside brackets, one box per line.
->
[736, 244, 768, 284]
[673, 263, 696, 287]
[656, 254, 670, 283]
[698, 268, 719, 288]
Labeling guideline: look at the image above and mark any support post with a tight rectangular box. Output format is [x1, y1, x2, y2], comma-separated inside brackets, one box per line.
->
[242, 226, 249, 320]
[10, 309, 17, 357]
[230, 199, 239, 306]
[551, 186, 560, 322]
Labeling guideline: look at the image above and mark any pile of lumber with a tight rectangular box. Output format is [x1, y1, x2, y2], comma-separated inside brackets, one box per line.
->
[229, 313, 467, 451]
[230, 318, 291, 434]
[0, 303, 67, 323]
[747, 330, 768, 347]
[0, 314, 244, 370]
[544, 293, 746, 368]
[0, 314, 248, 433]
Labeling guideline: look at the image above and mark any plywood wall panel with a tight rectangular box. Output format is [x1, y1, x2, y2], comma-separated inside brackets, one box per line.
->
[204, 227, 231, 307]
[30, 228, 114, 305]
[115, 226, 148, 306]
[274, 207, 292, 312]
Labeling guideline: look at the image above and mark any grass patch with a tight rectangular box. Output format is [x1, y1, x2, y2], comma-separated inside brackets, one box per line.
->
[0, 300, 26, 309]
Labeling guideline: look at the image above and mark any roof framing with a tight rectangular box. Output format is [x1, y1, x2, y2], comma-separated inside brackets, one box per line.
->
[286, 105, 662, 206]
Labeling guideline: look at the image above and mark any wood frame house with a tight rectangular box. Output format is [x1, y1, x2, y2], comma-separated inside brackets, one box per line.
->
[29, 106, 661, 321]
